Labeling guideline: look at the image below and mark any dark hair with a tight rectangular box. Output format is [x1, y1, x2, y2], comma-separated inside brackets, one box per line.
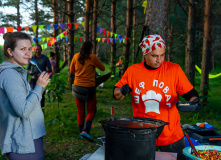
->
[35, 44, 42, 50]
[50, 52, 56, 57]
[3, 32, 32, 58]
[78, 41, 93, 65]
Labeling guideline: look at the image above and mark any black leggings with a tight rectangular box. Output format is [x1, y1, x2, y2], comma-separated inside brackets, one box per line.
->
[6, 137, 44, 160]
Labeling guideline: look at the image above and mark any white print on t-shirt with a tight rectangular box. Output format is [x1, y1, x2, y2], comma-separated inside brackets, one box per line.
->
[133, 80, 172, 114]
[142, 90, 162, 114]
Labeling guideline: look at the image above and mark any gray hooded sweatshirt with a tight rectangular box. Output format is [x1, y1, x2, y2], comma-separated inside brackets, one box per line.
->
[0, 62, 46, 154]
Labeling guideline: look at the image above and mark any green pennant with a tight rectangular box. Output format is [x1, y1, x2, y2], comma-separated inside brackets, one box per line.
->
[42, 38, 45, 42]
[89, 20, 92, 25]
[41, 45, 44, 50]
[44, 43, 48, 49]
[114, 33, 117, 39]
[56, 36, 59, 42]
[39, 25, 44, 30]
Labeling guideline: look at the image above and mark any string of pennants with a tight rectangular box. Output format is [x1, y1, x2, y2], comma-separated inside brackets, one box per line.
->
[0, 21, 131, 50]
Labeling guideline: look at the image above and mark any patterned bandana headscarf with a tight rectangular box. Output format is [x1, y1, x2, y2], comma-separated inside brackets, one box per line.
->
[139, 34, 166, 56]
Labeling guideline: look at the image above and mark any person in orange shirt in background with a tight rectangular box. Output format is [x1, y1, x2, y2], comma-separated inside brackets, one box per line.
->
[70, 41, 105, 141]
[116, 57, 123, 78]
[113, 35, 202, 160]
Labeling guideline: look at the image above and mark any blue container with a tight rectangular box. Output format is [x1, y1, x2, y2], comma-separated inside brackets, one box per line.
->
[183, 145, 221, 160]
[184, 135, 199, 147]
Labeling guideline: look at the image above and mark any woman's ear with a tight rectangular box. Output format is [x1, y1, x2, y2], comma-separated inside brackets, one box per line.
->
[7, 48, 13, 57]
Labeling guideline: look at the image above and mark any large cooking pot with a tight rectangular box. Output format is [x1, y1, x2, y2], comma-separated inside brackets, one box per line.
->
[99, 117, 169, 160]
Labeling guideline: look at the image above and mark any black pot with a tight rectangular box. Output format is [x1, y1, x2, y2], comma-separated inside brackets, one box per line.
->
[99, 117, 169, 160]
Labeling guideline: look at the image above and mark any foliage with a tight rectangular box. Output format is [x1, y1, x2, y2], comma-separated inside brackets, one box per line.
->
[45, 73, 68, 135]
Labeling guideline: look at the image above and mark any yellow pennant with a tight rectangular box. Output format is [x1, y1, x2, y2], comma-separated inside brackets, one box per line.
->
[32, 25, 37, 33]
[81, 22, 85, 27]
[97, 38, 101, 42]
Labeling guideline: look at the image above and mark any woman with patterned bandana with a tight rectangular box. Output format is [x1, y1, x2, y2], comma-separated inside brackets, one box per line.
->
[113, 34, 202, 160]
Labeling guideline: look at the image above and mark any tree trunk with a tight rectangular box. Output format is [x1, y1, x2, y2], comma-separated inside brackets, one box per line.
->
[61, 0, 67, 62]
[200, 0, 212, 105]
[84, 0, 91, 41]
[185, 0, 196, 86]
[92, 0, 98, 54]
[110, 0, 116, 76]
[132, 0, 136, 64]
[52, 0, 60, 73]
[122, 0, 133, 74]
[16, 0, 20, 27]
[67, 0, 75, 88]
[35, 0, 39, 45]
[146, 0, 170, 41]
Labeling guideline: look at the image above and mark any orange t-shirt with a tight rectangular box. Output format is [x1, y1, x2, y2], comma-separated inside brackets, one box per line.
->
[70, 53, 105, 87]
[115, 61, 193, 146]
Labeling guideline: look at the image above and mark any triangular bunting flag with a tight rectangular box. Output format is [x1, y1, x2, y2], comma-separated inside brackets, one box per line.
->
[114, 39, 118, 43]
[0, 27, 5, 34]
[41, 45, 44, 50]
[37, 38, 41, 42]
[24, 26, 29, 32]
[107, 39, 110, 43]
[110, 32, 113, 38]
[33, 38, 37, 42]
[53, 37, 57, 43]
[74, 23, 79, 29]
[107, 31, 110, 37]
[42, 38, 45, 42]
[103, 30, 106, 36]
[6, 27, 14, 33]
[31, 47, 35, 52]
[46, 38, 50, 42]
[98, 38, 101, 42]
[81, 22, 85, 27]
[50, 37, 53, 43]
[80, 37, 83, 42]
[64, 30, 67, 37]
[17, 26, 21, 31]
[60, 33, 65, 39]
[67, 23, 72, 29]
[60, 23, 65, 30]
[32, 26, 37, 33]
[110, 38, 113, 43]
[65, 37, 68, 42]
[76, 37, 78, 41]
[128, 38, 130, 43]
[51, 39, 54, 46]
[44, 43, 48, 49]
[125, 37, 128, 40]
[89, 20, 92, 25]
[47, 41, 52, 47]
[46, 24, 51, 30]
[123, 39, 125, 43]
[102, 38, 106, 43]
[53, 24, 58, 31]
[117, 35, 119, 39]
[56, 36, 59, 42]
[100, 28, 103, 34]
[96, 27, 100, 32]
[39, 25, 44, 30]
[114, 33, 117, 39]
[119, 38, 123, 43]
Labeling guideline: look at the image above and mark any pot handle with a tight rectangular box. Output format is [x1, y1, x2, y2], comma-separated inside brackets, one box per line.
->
[128, 129, 136, 138]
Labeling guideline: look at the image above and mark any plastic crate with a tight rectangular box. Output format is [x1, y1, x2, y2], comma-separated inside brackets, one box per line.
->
[184, 135, 199, 147]
[187, 131, 221, 146]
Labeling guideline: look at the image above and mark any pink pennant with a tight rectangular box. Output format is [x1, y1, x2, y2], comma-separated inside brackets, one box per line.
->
[67, 23, 72, 29]
[80, 37, 83, 42]
[106, 39, 110, 43]
[53, 37, 57, 43]
[0, 27, 5, 34]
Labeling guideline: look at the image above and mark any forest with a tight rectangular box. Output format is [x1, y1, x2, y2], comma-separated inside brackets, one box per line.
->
[0, 0, 221, 159]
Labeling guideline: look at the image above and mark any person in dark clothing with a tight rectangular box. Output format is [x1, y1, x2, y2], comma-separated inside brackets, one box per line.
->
[27, 45, 52, 110]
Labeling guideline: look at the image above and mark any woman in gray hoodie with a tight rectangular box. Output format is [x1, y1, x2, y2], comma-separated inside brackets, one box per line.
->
[0, 32, 50, 160]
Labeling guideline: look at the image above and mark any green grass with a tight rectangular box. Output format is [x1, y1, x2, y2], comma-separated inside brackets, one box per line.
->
[0, 65, 221, 160]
